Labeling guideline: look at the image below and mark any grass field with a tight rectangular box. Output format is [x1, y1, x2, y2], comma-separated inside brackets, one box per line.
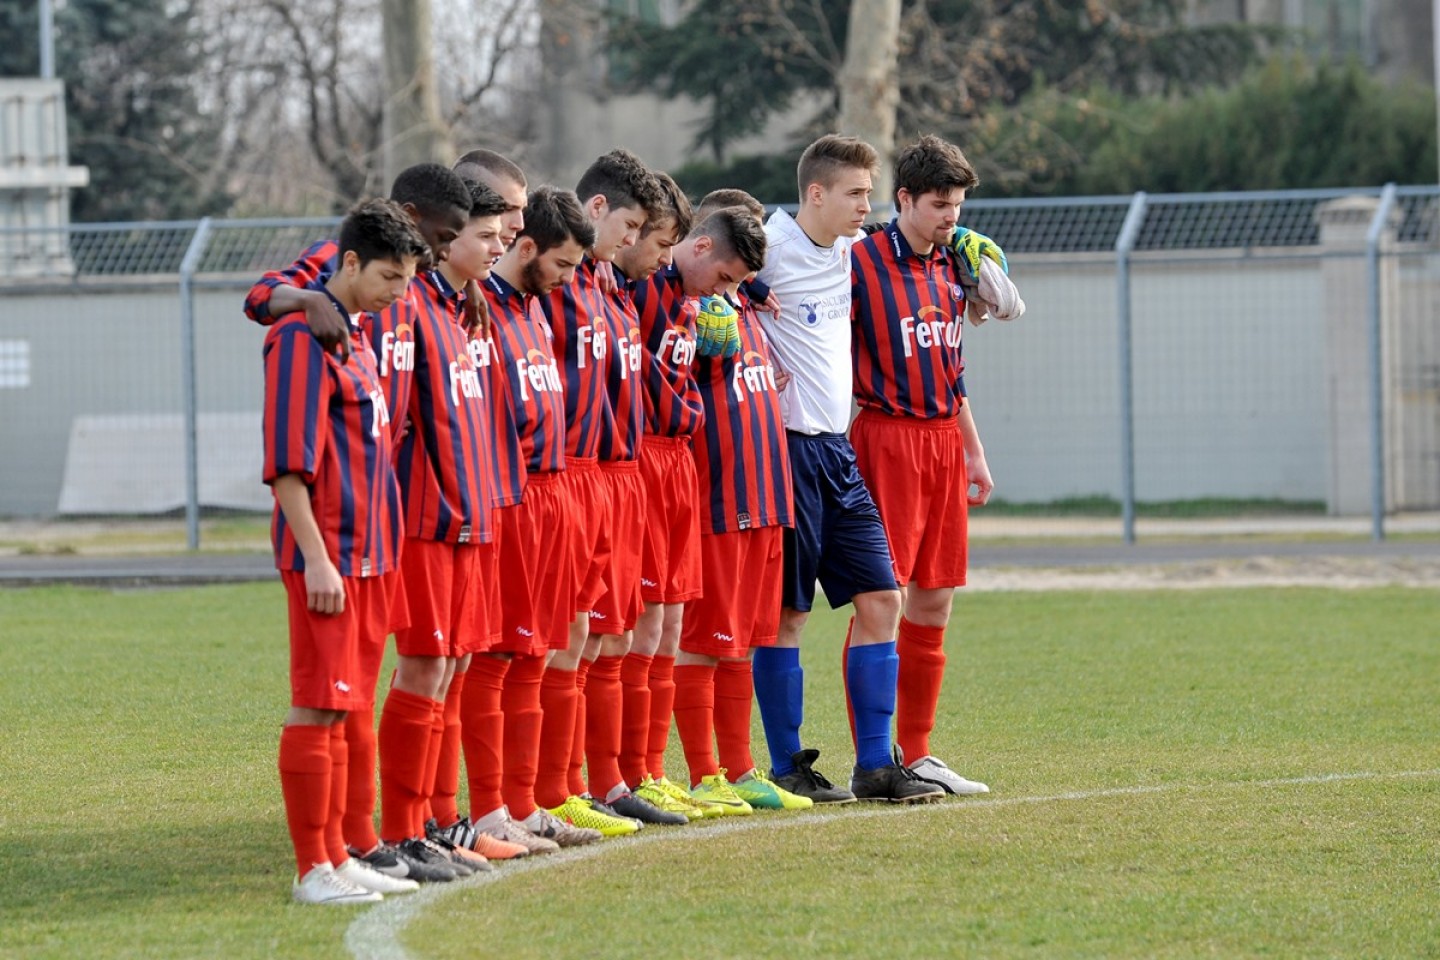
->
[2, 582, 1438, 958]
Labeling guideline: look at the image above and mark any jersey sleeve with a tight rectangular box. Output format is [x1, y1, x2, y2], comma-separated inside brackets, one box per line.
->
[262, 322, 332, 485]
[244, 240, 339, 326]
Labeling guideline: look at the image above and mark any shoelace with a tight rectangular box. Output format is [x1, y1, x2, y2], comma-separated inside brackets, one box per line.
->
[796, 760, 835, 790]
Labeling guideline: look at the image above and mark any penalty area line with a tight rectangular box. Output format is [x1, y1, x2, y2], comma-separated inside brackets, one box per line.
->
[345, 767, 1440, 960]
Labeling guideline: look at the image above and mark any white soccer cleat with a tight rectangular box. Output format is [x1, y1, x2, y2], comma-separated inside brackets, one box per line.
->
[908, 755, 990, 796]
[334, 856, 420, 894]
[292, 863, 384, 905]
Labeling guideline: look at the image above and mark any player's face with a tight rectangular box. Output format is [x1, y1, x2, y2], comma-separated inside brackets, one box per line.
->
[615, 218, 679, 280]
[415, 205, 468, 265]
[683, 249, 748, 298]
[901, 187, 966, 249]
[815, 168, 873, 238]
[352, 255, 418, 313]
[447, 214, 507, 282]
[520, 237, 587, 296]
[590, 201, 648, 262]
[495, 177, 527, 247]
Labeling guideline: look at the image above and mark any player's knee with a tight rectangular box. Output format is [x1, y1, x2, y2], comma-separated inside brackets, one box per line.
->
[854, 588, 902, 632]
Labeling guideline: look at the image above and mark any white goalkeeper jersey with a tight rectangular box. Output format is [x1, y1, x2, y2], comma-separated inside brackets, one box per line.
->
[755, 208, 856, 436]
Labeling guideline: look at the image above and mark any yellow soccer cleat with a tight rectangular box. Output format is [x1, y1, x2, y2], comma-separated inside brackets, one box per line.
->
[732, 769, 815, 811]
[549, 795, 640, 838]
[689, 771, 753, 816]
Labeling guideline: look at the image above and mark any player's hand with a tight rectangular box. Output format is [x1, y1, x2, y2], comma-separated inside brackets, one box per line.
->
[774, 368, 792, 391]
[594, 259, 618, 295]
[305, 558, 346, 615]
[463, 279, 489, 338]
[761, 290, 782, 318]
[966, 450, 994, 506]
[950, 227, 1009, 285]
[694, 295, 740, 358]
[303, 289, 351, 361]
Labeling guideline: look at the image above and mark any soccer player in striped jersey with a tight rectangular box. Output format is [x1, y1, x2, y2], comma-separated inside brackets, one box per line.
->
[453, 149, 528, 248]
[246, 164, 481, 882]
[266, 199, 426, 904]
[533, 150, 669, 836]
[850, 135, 993, 797]
[754, 136, 944, 804]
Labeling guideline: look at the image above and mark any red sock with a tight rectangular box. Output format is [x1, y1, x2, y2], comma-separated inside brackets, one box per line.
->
[417, 697, 446, 835]
[461, 654, 509, 820]
[501, 653, 545, 820]
[377, 687, 437, 842]
[714, 658, 756, 777]
[619, 652, 654, 787]
[567, 659, 592, 798]
[325, 723, 350, 865]
[585, 654, 625, 798]
[896, 617, 947, 760]
[673, 663, 717, 785]
[646, 655, 676, 780]
[342, 707, 380, 852]
[429, 670, 466, 829]
[841, 616, 857, 753]
[278, 723, 332, 875]
[535, 666, 578, 809]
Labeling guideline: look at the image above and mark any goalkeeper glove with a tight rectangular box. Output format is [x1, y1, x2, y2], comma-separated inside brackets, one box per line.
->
[950, 227, 1008, 284]
[694, 295, 740, 358]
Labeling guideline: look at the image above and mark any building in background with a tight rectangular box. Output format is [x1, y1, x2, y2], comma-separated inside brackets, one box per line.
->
[0, 78, 88, 278]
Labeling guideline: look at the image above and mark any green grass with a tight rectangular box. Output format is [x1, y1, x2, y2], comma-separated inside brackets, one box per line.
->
[2, 585, 1438, 958]
[983, 496, 1327, 518]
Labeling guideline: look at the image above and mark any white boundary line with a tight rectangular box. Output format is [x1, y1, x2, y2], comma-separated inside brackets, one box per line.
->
[345, 768, 1440, 960]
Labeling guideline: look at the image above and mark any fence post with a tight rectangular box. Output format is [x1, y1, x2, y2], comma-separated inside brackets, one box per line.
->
[1114, 192, 1148, 544]
[178, 217, 213, 551]
[1364, 184, 1398, 542]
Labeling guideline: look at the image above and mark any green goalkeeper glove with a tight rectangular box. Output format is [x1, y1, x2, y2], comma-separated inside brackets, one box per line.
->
[950, 227, 1009, 284]
[694, 294, 740, 358]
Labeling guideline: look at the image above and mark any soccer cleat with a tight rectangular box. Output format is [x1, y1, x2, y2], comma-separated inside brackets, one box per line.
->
[770, 748, 857, 805]
[394, 837, 459, 882]
[334, 857, 420, 895]
[292, 863, 383, 905]
[548, 795, 640, 838]
[476, 812, 561, 855]
[849, 746, 945, 804]
[733, 769, 815, 811]
[908, 755, 990, 796]
[606, 790, 690, 826]
[420, 827, 491, 874]
[432, 816, 529, 860]
[585, 795, 645, 830]
[348, 842, 411, 880]
[649, 775, 725, 818]
[523, 806, 603, 847]
[634, 775, 705, 821]
[689, 771, 753, 815]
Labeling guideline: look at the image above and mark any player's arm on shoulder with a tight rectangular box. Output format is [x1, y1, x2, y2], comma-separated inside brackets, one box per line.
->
[246, 241, 350, 359]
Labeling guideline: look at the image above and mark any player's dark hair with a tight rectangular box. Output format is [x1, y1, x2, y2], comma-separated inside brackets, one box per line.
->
[465, 179, 509, 219]
[338, 198, 430, 267]
[521, 185, 596, 254]
[893, 134, 978, 205]
[697, 188, 765, 223]
[389, 162, 471, 219]
[642, 171, 694, 240]
[796, 134, 879, 201]
[692, 207, 767, 274]
[575, 149, 666, 220]
[452, 148, 528, 191]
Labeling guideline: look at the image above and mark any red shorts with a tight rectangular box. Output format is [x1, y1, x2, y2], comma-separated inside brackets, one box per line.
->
[492, 472, 576, 656]
[394, 538, 483, 658]
[679, 526, 783, 658]
[639, 435, 702, 604]
[283, 569, 399, 710]
[850, 409, 968, 589]
[589, 459, 645, 636]
[562, 457, 611, 615]
[467, 537, 502, 655]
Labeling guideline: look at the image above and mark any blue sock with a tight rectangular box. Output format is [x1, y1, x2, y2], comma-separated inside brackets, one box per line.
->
[846, 641, 899, 771]
[751, 647, 803, 775]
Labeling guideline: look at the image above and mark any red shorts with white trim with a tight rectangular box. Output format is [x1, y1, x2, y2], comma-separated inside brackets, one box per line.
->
[639, 435, 702, 604]
[850, 409, 969, 589]
[492, 472, 576, 656]
[394, 538, 483, 658]
[679, 526, 783, 658]
[283, 569, 399, 710]
[465, 537, 502, 655]
[589, 459, 645, 636]
[562, 457, 611, 615]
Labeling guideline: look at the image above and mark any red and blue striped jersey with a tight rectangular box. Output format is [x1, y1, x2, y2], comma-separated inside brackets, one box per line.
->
[483, 273, 567, 475]
[244, 239, 336, 326]
[691, 288, 793, 534]
[262, 314, 402, 576]
[538, 258, 613, 459]
[467, 286, 525, 505]
[850, 221, 968, 419]
[598, 279, 646, 461]
[389, 269, 494, 544]
[633, 264, 704, 438]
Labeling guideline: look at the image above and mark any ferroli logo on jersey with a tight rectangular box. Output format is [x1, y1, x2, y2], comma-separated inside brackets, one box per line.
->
[380, 324, 415, 375]
[576, 323, 608, 368]
[730, 350, 778, 403]
[449, 354, 484, 406]
[515, 349, 561, 402]
[900, 306, 961, 358]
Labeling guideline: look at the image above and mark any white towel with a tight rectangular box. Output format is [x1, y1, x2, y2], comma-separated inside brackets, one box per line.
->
[966, 257, 1025, 325]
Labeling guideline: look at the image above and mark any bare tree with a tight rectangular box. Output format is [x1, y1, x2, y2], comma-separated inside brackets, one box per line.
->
[836, 0, 901, 204]
[381, 0, 454, 186]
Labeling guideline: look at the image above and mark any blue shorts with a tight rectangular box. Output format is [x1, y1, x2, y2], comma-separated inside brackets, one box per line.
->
[782, 431, 898, 611]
